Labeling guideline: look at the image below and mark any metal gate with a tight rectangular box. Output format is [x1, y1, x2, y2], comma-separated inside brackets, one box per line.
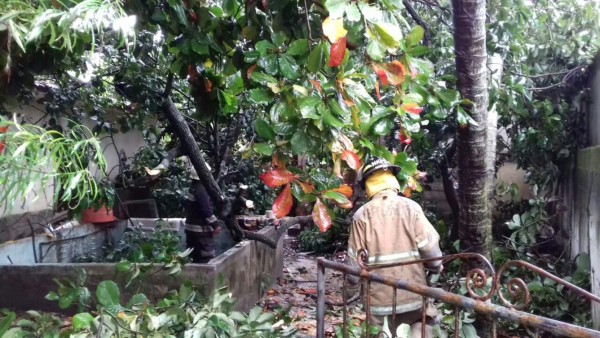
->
[316, 251, 600, 338]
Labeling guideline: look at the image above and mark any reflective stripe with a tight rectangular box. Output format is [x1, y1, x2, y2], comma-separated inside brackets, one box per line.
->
[417, 238, 429, 249]
[368, 251, 420, 265]
[369, 300, 422, 316]
[348, 248, 420, 265]
[185, 224, 213, 232]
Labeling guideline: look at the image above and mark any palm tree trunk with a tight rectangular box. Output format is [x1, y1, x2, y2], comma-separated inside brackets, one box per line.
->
[452, 1, 494, 336]
[452, 0, 492, 257]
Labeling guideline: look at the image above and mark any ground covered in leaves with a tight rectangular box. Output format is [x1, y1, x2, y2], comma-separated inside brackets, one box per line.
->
[256, 232, 365, 337]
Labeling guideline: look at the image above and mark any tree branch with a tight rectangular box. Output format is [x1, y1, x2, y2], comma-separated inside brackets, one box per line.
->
[403, 0, 431, 46]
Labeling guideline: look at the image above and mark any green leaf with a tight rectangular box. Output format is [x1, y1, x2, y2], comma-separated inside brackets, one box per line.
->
[345, 4, 361, 22]
[299, 96, 322, 119]
[258, 54, 279, 75]
[344, 79, 376, 109]
[222, 0, 236, 15]
[45, 291, 59, 301]
[254, 143, 275, 156]
[287, 39, 310, 56]
[249, 88, 275, 104]
[460, 324, 478, 338]
[0, 312, 15, 336]
[406, 25, 424, 47]
[324, 0, 349, 18]
[437, 89, 460, 105]
[291, 129, 309, 154]
[244, 50, 260, 63]
[322, 106, 345, 128]
[255, 40, 276, 56]
[96, 280, 120, 307]
[251, 71, 278, 85]
[322, 191, 349, 204]
[367, 40, 386, 61]
[527, 280, 543, 292]
[279, 54, 300, 79]
[373, 22, 402, 50]
[191, 39, 209, 55]
[72, 313, 94, 331]
[255, 118, 276, 141]
[307, 42, 325, 73]
[248, 307, 263, 322]
[371, 116, 394, 135]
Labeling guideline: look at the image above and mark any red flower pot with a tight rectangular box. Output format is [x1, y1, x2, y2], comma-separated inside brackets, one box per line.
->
[81, 205, 117, 223]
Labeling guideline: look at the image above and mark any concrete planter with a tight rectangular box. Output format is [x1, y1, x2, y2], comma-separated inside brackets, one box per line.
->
[0, 218, 283, 313]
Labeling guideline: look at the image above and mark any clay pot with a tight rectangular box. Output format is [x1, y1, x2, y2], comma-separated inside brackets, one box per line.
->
[81, 205, 117, 223]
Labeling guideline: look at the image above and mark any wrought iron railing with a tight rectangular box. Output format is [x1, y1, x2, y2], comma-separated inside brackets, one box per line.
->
[316, 251, 600, 338]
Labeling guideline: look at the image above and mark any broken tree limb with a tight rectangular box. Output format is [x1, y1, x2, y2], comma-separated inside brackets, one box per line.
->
[232, 216, 314, 249]
[160, 97, 226, 209]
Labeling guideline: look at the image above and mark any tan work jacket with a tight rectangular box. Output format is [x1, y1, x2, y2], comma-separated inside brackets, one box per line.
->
[347, 189, 441, 316]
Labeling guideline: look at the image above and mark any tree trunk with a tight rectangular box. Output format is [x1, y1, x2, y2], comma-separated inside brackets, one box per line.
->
[452, 1, 493, 336]
[452, 0, 492, 258]
[160, 98, 226, 210]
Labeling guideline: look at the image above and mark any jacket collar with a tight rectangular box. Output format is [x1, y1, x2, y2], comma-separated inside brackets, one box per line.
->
[370, 188, 399, 200]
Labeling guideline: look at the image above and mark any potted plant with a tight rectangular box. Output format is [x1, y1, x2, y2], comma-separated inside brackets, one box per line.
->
[73, 178, 117, 224]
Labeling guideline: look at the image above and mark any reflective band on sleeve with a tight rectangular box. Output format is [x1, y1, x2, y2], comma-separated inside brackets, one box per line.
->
[348, 247, 357, 259]
[369, 300, 423, 316]
[417, 238, 429, 249]
[368, 251, 420, 265]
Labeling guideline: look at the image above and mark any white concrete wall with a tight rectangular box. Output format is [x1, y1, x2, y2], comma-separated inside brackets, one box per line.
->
[0, 104, 146, 217]
[588, 53, 600, 147]
[559, 54, 600, 330]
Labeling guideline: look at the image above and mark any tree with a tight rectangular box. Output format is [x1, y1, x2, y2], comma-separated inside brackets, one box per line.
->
[451, 0, 492, 256]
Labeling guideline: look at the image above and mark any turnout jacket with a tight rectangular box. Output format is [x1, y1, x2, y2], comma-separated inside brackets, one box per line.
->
[346, 189, 442, 316]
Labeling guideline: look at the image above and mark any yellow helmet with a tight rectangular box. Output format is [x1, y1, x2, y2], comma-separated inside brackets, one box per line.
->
[356, 157, 400, 188]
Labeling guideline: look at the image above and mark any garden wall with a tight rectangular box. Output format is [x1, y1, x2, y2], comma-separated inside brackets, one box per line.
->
[0, 223, 283, 313]
[559, 53, 600, 330]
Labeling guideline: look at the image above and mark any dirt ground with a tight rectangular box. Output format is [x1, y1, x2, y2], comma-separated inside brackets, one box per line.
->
[256, 232, 366, 337]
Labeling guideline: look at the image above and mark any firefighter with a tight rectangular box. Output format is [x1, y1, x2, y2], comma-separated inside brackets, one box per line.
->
[345, 157, 443, 338]
[146, 144, 224, 263]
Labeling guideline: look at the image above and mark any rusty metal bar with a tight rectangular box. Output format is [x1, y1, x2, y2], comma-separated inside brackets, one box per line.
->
[342, 274, 348, 338]
[496, 260, 600, 308]
[316, 258, 600, 338]
[317, 260, 326, 338]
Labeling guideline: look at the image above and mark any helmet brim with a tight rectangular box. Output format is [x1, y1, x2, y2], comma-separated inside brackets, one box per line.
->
[359, 165, 401, 187]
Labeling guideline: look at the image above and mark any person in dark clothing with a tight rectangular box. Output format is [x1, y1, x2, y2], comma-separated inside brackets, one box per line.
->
[147, 145, 223, 263]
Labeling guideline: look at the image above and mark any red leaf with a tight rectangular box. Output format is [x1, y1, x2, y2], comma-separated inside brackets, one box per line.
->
[399, 129, 412, 145]
[272, 153, 285, 169]
[312, 198, 332, 232]
[402, 102, 423, 115]
[372, 65, 389, 86]
[0, 127, 7, 133]
[247, 64, 258, 79]
[341, 150, 361, 171]
[338, 201, 353, 209]
[309, 79, 322, 93]
[203, 78, 213, 93]
[332, 184, 353, 198]
[0, 142, 4, 155]
[298, 181, 315, 194]
[272, 184, 293, 218]
[338, 133, 354, 151]
[385, 61, 407, 86]
[374, 80, 381, 101]
[329, 37, 346, 68]
[259, 169, 299, 188]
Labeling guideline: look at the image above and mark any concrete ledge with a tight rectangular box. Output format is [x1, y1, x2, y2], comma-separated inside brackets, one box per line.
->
[0, 226, 283, 313]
